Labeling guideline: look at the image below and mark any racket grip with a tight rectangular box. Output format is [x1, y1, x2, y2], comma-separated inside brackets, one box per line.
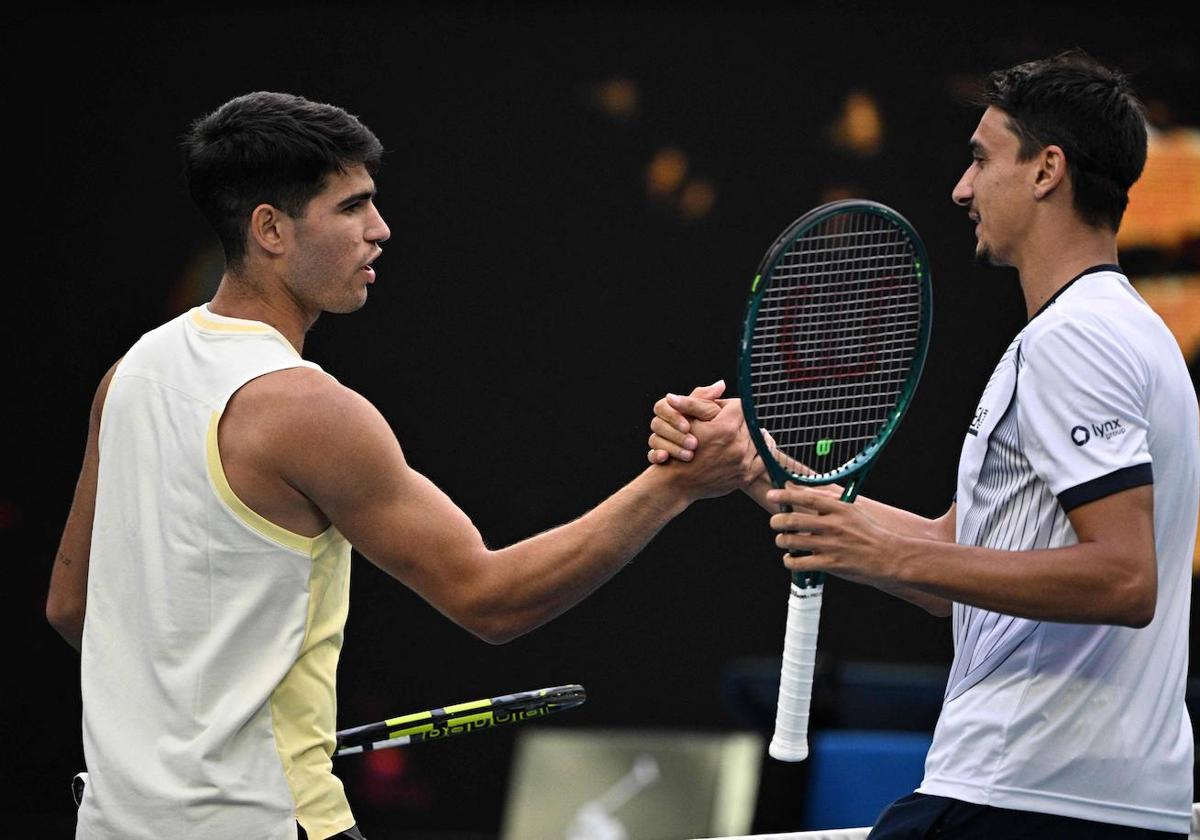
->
[768, 582, 823, 762]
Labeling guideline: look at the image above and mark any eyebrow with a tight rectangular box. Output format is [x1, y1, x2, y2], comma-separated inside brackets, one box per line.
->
[336, 188, 376, 209]
[968, 139, 986, 156]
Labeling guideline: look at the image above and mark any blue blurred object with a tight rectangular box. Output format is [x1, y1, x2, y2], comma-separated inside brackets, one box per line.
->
[837, 662, 947, 731]
[801, 729, 933, 830]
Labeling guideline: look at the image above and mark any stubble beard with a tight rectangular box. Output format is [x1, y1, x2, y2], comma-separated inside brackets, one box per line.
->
[974, 241, 1010, 269]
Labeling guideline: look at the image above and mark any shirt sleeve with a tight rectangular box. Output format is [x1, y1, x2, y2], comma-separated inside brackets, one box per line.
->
[1016, 315, 1153, 512]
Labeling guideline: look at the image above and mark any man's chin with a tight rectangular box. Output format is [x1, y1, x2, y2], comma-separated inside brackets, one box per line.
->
[974, 245, 1008, 268]
[324, 293, 369, 315]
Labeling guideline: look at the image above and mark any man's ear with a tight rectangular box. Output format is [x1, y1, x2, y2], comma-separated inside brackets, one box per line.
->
[247, 203, 291, 256]
[1032, 144, 1067, 200]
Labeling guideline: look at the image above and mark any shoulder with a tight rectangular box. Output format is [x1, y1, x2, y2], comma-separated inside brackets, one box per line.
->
[1021, 283, 1150, 376]
[230, 366, 389, 438]
[224, 367, 409, 506]
[91, 358, 124, 427]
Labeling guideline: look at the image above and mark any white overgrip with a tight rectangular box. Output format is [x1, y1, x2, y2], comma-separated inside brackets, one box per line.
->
[768, 583, 823, 761]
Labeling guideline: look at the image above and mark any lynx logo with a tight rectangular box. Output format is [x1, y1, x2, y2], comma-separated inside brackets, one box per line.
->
[967, 405, 989, 436]
[1091, 418, 1127, 441]
[1072, 419, 1127, 446]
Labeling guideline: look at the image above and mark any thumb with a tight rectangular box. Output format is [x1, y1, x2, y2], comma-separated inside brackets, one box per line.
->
[688, 379, 727, 400]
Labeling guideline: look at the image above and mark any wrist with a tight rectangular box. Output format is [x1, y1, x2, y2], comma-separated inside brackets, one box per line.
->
[638, 463, 697, 517]
[892, 534, 929, 589]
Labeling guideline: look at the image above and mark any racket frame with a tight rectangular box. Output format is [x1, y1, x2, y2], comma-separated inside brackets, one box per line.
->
[334, 683, 586, 756]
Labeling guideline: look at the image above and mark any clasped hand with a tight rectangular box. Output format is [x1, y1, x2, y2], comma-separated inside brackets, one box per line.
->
[647, 382, 898, 587]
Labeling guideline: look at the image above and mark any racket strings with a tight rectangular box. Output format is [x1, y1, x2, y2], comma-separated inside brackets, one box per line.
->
[749, 211, 924, 479]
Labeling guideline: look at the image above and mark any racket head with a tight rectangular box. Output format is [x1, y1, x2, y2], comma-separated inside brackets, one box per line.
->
[739, 199, 932, 489]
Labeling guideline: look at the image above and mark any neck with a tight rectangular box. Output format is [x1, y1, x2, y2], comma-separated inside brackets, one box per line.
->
[208, 272, 317, 354]
[1013, 219, 1119, 319]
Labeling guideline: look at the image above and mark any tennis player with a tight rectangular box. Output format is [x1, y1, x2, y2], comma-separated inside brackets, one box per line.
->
[651, 51, 1197, 838]
[45, 92, 762, 840]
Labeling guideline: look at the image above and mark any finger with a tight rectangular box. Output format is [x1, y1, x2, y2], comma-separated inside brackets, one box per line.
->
[648, 433, 694, 462]
[654, 396, 691, 434]
[767, 485, 841, 513]
[648, 448, 669, 464]
[770, 511, 822, 533]
[761, 427, 778, 452]
[782, 547, 829, 571]
[688, 379, 727, 400]
[650, 416, 697, 450]
[664, 393, 721, 422]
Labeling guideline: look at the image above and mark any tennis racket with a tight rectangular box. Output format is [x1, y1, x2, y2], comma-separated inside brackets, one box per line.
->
[72, 685, 586, 805]
[739, 199, 931, 761]
[334, 683, 586, 756]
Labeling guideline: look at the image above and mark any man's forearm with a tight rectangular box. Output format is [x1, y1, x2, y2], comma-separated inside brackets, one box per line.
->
[748, 476, 954, 615]
[892, 535, 1153, 626]
[468, 465, 695, 643]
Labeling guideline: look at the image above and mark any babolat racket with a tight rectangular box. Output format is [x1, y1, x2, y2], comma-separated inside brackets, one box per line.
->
[73, 685, 587, 804]
[739, 199, 931, 761]
[334, 684, 586, 756]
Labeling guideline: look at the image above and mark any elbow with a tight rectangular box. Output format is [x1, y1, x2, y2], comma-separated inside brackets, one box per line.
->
[463, 612, 526, 646]
[1119, 588, 1156, 629]
[46, 596, 85, 649]
[1114, 569, 1156, 629]
[473, 624, 521, 646]
[924, 600, 953, 619]
[453, 591, 531, 646]
[439, 556, 543, 645]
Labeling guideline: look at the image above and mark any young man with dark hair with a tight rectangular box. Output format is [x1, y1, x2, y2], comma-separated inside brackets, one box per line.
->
[47, 91, 761, 840]
[652, 51, 1196, 838]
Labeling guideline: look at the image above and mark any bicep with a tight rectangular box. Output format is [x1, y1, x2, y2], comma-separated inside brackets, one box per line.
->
[1068, 485, 1156, 578]
[283, 387, 491, 618]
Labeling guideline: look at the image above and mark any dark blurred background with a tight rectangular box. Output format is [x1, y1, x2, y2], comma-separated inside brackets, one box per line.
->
[5, 3, 1198, 837]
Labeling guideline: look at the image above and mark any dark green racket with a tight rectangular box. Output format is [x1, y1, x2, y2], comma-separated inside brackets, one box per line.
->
[739, 199, 931, 761]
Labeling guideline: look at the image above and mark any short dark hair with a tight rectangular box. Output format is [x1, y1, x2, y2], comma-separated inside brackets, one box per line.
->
[182, 92, 384, 269]
[982, 50, 1147, 231]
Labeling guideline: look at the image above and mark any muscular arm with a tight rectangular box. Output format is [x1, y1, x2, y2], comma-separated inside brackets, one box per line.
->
[771, 484, 1156, 627]
[47, 361, 120, 650]
[257, 371, 759, 644]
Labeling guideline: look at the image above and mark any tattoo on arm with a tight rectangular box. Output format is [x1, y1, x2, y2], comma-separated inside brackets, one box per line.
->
[56, 551, 73, 567]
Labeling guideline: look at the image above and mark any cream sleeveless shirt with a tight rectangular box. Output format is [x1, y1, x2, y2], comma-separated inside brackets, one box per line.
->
[77, 305, 356, 840]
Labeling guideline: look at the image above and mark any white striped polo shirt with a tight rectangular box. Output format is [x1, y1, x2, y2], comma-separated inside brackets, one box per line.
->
[918, 267, 1196, 833]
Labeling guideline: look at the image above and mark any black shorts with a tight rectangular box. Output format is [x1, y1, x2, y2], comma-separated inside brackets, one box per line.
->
[297, 824, 367, 840]
[868, 793, 1186, 840]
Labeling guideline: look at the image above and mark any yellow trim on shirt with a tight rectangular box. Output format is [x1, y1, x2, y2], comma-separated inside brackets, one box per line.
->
[269, 530, 355, 840]
[190, 307, 300, 357]
[205, 411, 334, 554]
[191, 307, 274, 334]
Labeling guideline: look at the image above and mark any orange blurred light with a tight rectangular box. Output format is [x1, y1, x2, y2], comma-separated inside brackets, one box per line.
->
[592, 77, 640, 121]
[1119, 127, 1200, 251]
[646, 148, 689, 198]
[679, 178, 716, 221]
[829, 90, 883, 157]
